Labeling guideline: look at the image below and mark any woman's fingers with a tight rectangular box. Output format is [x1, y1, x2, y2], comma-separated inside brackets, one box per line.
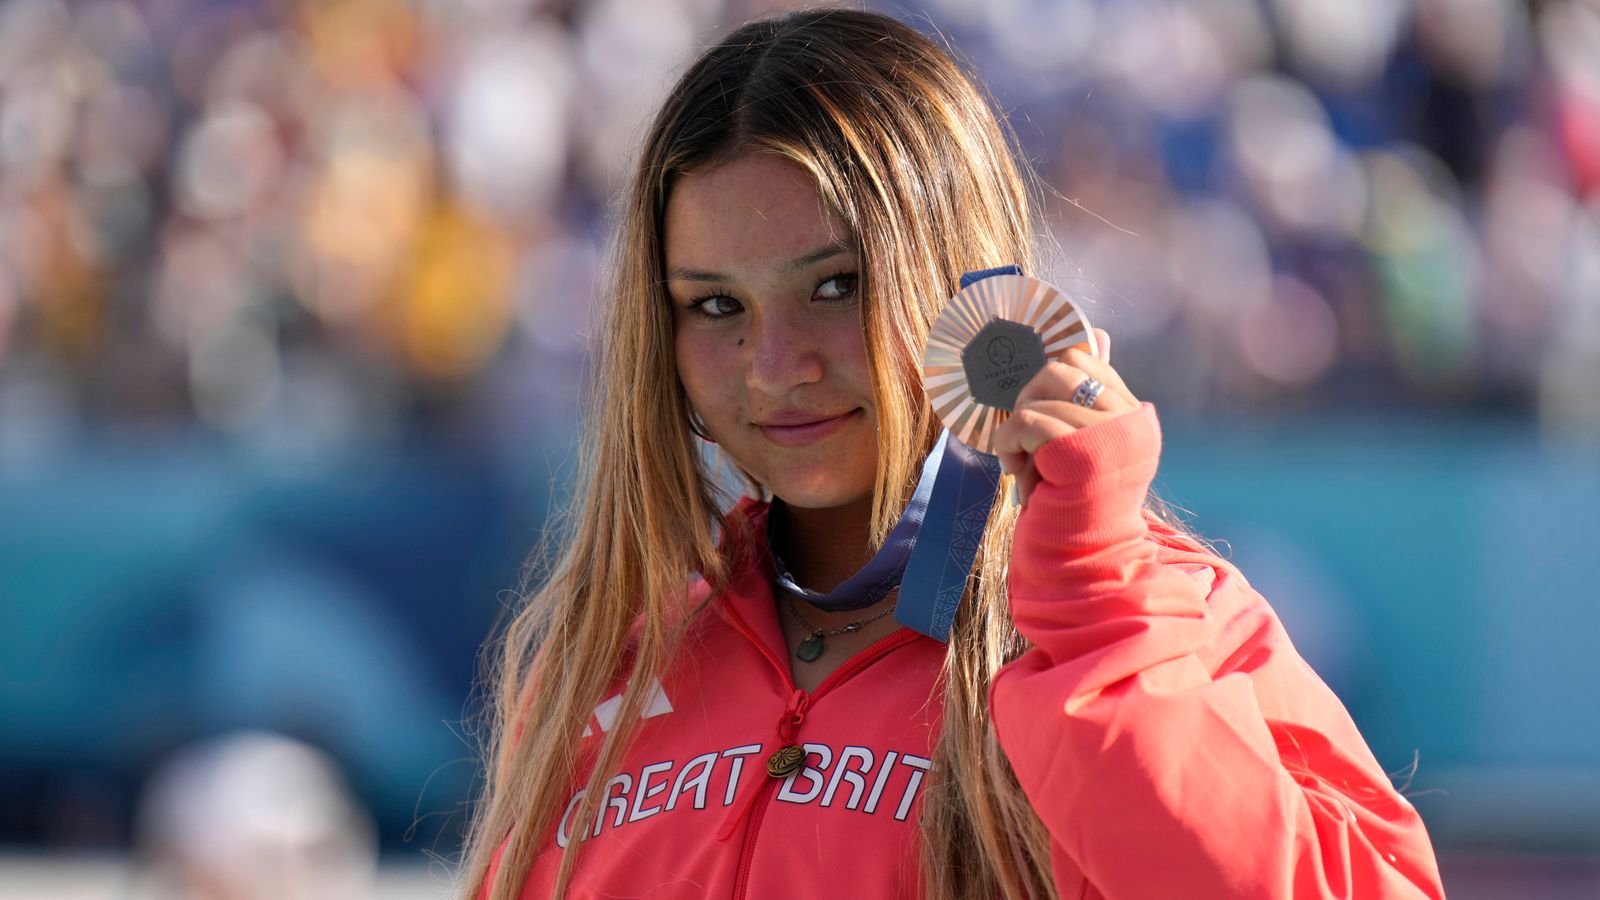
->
[1013, 460, 1041, 508]
[997, 448, 1030, 475]
[991, 337, 1142, 492]
[993, 404, 1091, 464]
[1014, 354, 1138, 413]
[1089, 330, 1139, 403]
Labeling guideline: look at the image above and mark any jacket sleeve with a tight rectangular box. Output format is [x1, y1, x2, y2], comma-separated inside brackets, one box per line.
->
[989, 402, 1445, 899]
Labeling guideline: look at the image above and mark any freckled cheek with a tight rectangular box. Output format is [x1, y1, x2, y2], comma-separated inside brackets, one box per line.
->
[830, 322, 876, 404]
[675, 330, 743, 423]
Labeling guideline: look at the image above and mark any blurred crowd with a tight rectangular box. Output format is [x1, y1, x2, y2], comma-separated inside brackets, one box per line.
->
[0, 0, 1597, 460]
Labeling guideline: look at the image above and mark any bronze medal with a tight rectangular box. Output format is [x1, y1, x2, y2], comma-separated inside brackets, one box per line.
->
[923, 274, 1098, 454]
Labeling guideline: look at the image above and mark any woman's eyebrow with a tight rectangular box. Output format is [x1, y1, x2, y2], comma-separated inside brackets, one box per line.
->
[665, 241, 854, 282]
[779, 240, 854, 273]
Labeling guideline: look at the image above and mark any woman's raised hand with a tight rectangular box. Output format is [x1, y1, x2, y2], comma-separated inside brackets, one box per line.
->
[989, 328, 1141, 506]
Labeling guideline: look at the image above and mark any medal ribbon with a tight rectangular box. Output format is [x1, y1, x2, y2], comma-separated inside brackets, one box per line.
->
[770, 266, 1018, 640]
[891, 266, 1015, 639]
[768, 434, 941, 612]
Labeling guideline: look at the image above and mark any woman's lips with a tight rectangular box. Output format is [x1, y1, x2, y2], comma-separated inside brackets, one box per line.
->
[756, 409, 860, 447]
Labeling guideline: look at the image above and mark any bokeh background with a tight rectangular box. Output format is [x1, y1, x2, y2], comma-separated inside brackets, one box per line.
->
[2, 0, 1597, 897]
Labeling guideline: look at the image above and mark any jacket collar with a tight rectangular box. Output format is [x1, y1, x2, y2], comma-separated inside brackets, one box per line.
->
[710, 498, 791, 671]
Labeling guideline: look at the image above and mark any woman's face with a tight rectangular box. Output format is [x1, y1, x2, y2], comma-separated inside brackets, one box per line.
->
[664, 154, 879, 511]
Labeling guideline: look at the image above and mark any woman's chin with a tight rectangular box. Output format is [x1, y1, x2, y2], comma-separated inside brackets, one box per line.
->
[765, 479, 875, 512]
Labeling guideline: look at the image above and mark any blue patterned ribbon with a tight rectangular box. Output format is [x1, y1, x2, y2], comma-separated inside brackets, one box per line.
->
[958, 265, 1023, 288]
[890, 265, 1019, 640]
[769, 428, 942, 612]
[892, 429, 1001, 640]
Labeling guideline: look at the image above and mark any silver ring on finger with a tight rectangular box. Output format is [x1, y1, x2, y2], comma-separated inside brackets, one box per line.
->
[1070, 377, 1106, 408]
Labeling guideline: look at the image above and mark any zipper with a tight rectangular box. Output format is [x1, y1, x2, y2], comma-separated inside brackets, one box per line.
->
[730, 777, 780, 899]
[716, 595, 795, 687]
[810, 627, 921, 699]
[721, 626, 923, 899]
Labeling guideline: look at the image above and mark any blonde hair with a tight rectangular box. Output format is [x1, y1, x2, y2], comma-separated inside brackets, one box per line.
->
[461, 9, 1204, 899]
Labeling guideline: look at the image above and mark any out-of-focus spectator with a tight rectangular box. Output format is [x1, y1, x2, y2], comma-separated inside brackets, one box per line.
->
[132, 731, 377, 900]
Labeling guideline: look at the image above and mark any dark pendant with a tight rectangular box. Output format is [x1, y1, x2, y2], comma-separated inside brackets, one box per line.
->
[797, 634, 824, 662]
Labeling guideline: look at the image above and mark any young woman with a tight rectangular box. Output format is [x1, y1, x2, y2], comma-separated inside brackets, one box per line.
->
[463, 9, 1445, 899]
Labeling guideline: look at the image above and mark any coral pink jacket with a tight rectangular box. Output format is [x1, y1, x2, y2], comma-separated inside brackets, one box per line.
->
[485, 403, 1445, 898]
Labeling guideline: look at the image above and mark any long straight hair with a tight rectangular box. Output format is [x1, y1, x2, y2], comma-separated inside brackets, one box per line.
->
[461, 10, 1204, 899]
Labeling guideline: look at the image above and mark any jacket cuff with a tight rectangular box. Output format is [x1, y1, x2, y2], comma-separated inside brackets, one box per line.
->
[1018, 401, 1162, 554]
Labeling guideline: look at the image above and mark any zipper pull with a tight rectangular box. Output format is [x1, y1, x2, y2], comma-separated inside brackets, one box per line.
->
[714, 689, 811, 842]
[777, 688, 807, 740]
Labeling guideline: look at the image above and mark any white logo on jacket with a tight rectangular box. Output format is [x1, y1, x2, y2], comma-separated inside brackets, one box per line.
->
[582, 678, 674, 737]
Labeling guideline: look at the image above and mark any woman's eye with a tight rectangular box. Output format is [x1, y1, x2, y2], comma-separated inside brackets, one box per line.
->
[814, 273, 858, 302]
[690, 294, 742, 318]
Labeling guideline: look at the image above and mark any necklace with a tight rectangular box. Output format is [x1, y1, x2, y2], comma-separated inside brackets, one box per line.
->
[780, 591, 895, 662]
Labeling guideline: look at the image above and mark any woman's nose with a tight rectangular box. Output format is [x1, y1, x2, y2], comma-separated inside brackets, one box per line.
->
[745, 309, 825, 395]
